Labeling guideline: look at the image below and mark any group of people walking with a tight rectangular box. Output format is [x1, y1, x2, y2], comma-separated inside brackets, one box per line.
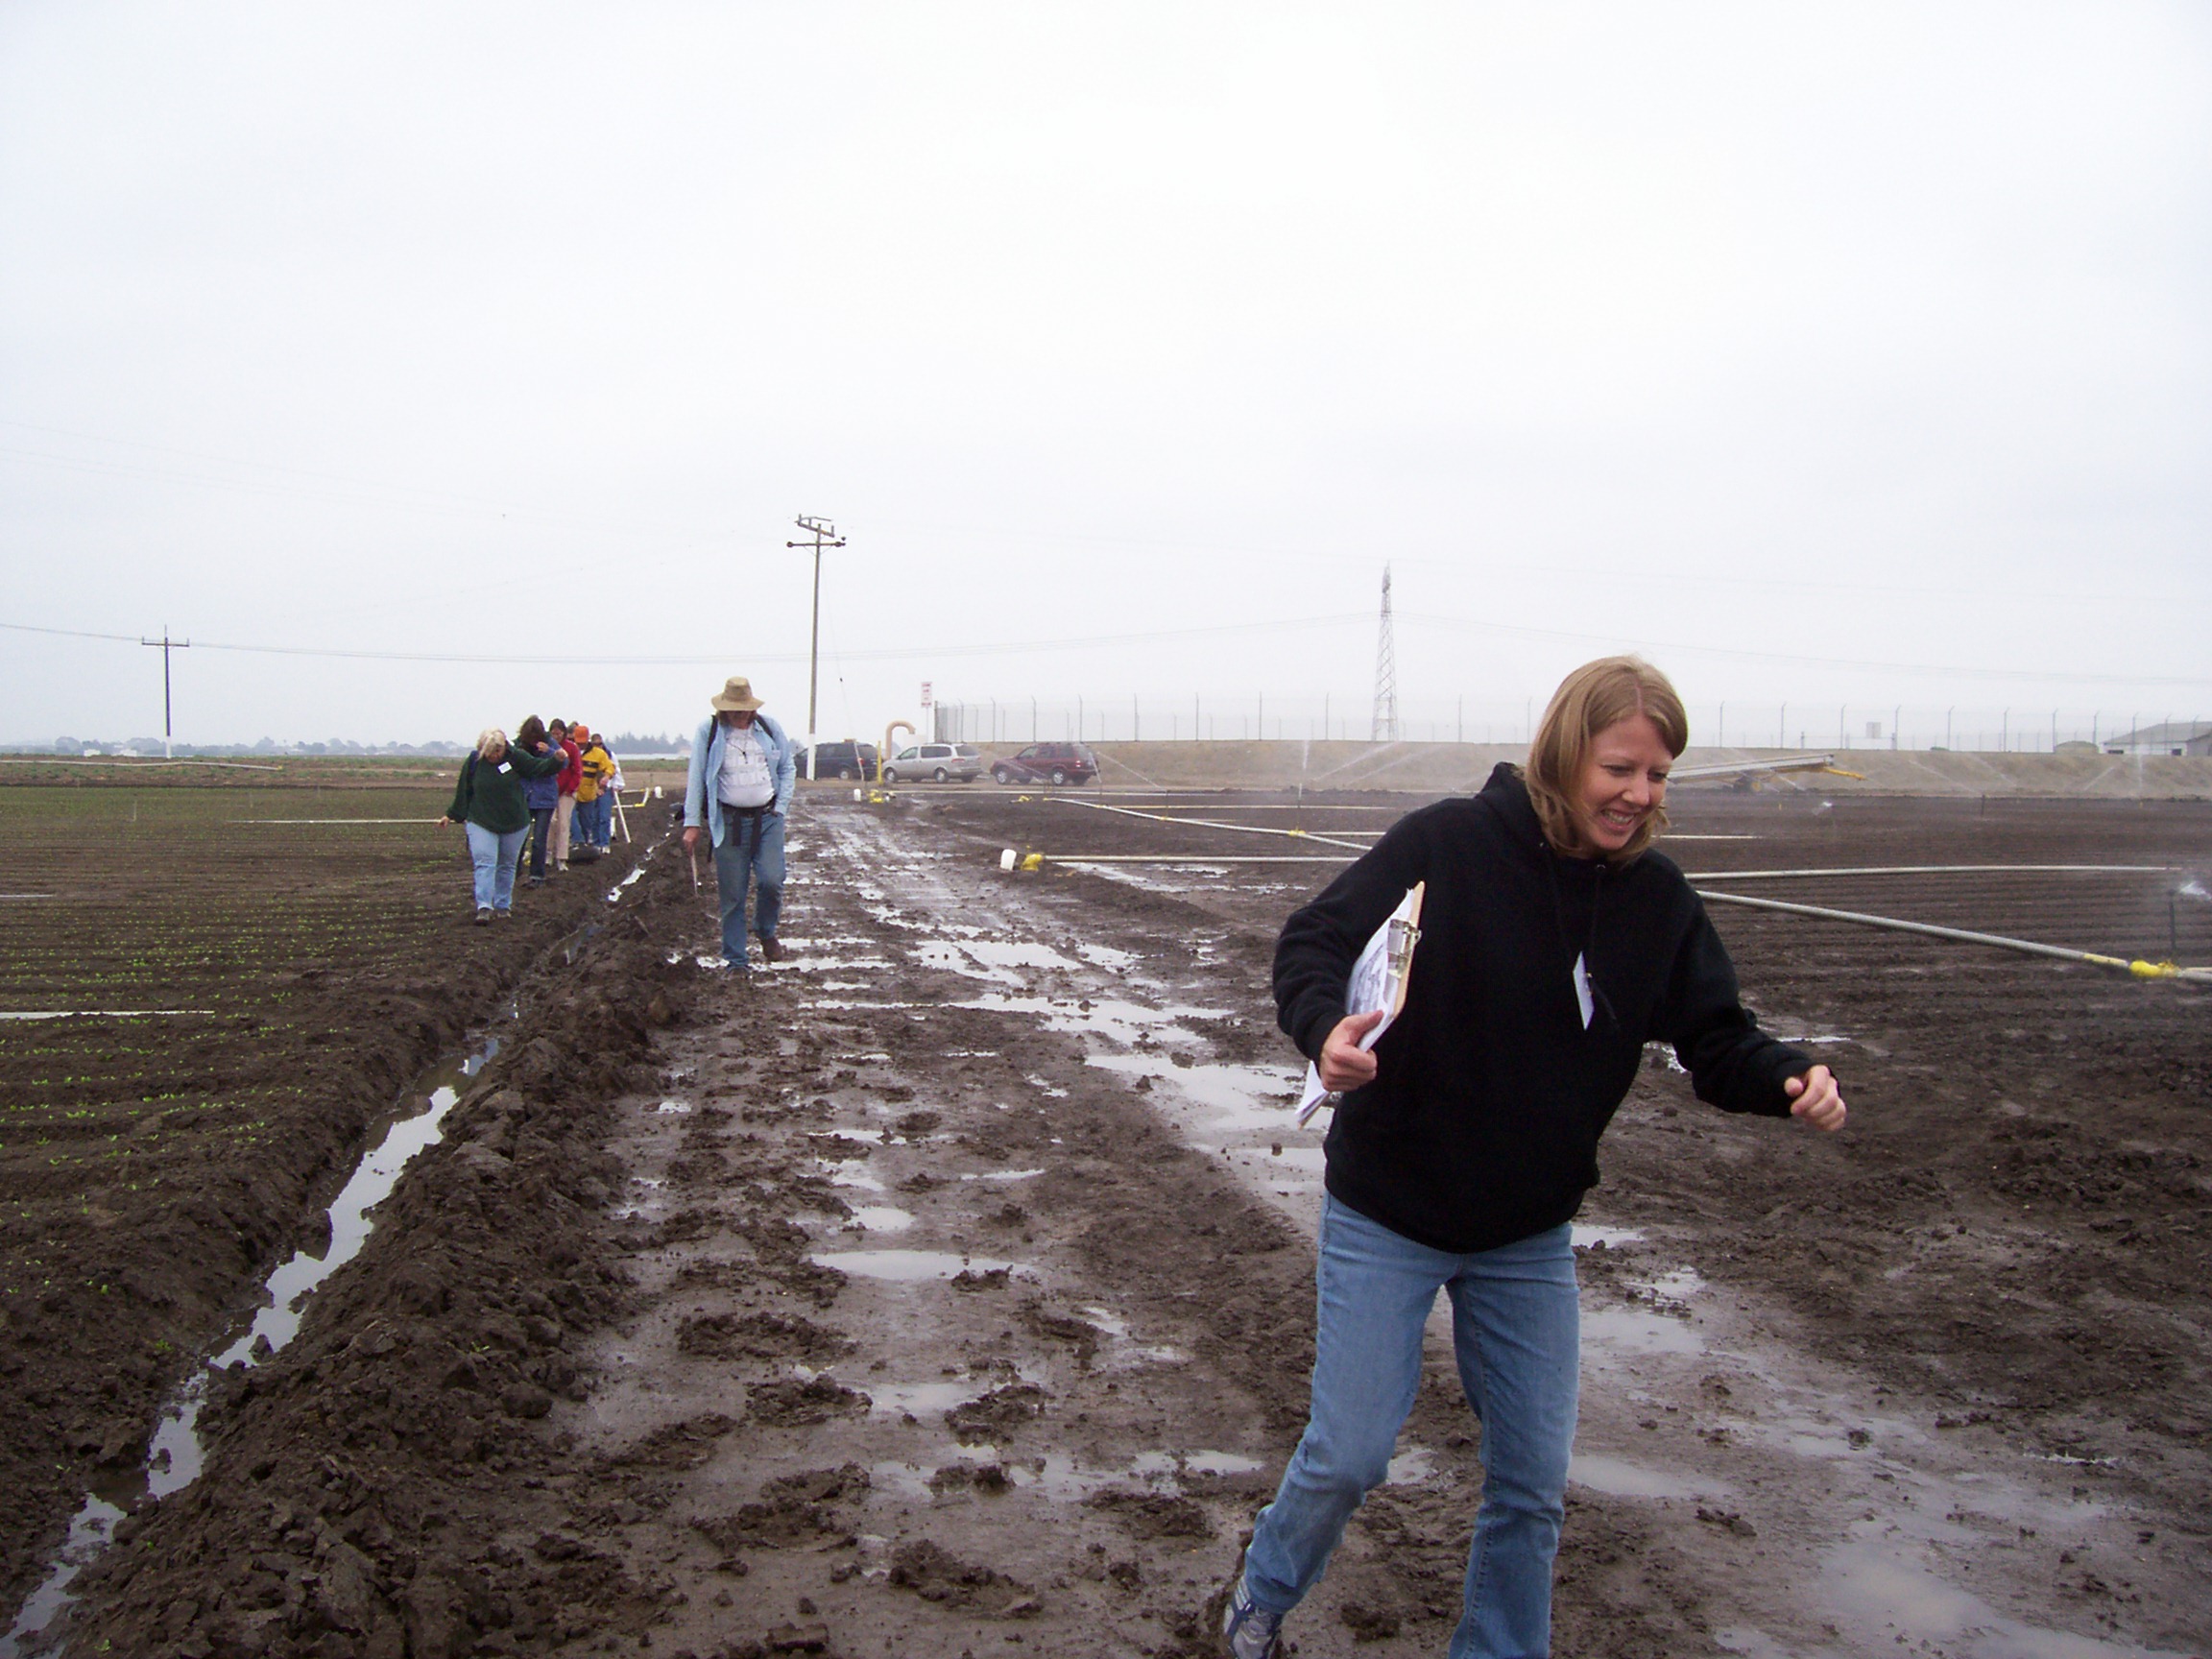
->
[437, 677, 792, 957]
[438, 717, 618, 923]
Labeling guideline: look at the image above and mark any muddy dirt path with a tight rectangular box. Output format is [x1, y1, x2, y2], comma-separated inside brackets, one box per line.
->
[48, 789, 2211, 1658]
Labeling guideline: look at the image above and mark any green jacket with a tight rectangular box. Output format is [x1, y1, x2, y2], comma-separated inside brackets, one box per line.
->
[447, 745, 564, 834]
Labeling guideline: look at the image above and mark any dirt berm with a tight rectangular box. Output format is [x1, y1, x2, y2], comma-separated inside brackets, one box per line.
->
[55, 833, 706, 1656]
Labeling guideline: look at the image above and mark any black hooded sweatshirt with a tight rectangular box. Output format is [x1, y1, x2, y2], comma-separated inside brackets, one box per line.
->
[1274, 764, 1814, 1255]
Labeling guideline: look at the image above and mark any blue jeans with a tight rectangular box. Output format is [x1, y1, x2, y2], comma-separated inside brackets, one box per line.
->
[573, 795, 604, 849]
[465, 822, 527, 910]
[711, 808, 784, 963]
[1245, 1196, 1579, 1659]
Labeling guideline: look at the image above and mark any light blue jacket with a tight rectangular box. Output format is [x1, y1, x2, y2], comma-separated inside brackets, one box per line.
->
[685, 712, 797, 848]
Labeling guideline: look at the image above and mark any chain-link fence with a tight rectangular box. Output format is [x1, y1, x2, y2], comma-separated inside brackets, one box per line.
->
[931, 696, 2210, 755]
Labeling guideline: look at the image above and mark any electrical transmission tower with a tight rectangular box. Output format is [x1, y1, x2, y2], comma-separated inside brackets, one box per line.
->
[1370, 565, 1399, 742]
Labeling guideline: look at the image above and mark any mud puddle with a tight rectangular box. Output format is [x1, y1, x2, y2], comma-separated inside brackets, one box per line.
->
[1561, 1218, 2195, 1658]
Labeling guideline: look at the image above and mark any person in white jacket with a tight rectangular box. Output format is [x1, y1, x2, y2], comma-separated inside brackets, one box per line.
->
[682, 676, 798, 969]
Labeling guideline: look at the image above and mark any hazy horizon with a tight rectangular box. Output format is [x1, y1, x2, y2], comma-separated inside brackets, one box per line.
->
[6, 4, 2208, 749]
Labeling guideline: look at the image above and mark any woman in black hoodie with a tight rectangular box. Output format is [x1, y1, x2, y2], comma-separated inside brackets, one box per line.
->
[1221, 657, 1846, 1659]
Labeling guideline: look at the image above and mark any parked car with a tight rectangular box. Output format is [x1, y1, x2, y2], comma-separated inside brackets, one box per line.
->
[881, 742, 983, 783]
[802, 740, 878, 781]
[991, 741, 1099, 786]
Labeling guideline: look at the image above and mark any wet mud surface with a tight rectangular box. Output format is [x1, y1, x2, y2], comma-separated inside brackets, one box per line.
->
[9, 781, 2211, 1656]
[0, 784, 650, 1632]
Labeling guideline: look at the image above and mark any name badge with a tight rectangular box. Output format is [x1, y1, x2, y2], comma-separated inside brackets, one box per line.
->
[495, 761, 512, 774]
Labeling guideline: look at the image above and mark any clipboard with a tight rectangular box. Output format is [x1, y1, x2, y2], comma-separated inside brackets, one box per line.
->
[1296, 880, 1424, 1126]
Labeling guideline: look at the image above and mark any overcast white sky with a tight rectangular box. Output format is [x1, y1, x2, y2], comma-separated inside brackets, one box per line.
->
[4, 3, 2208, 749]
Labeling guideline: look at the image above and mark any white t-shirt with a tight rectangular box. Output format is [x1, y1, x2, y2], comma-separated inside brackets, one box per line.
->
[716, 725, 775, 808]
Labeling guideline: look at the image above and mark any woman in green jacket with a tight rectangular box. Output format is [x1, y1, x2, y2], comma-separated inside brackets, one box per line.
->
[438, 728, 565, 923]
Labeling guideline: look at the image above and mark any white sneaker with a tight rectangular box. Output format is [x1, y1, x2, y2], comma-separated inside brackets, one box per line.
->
[1221, 1577, 1283, 1659]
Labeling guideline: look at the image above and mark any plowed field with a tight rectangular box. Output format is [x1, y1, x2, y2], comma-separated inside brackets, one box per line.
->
[6, 779, 2207, 1658]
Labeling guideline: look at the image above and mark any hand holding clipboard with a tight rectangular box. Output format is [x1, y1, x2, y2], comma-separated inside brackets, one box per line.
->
[1296, 881, 1424, 1125]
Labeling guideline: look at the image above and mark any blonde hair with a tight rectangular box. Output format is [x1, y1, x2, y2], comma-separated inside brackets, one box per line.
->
[1523, 657, 1688, 862]
[474, 728, 508, 759]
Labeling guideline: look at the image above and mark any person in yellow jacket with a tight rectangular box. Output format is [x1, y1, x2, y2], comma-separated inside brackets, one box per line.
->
[574, 727, 616, 853]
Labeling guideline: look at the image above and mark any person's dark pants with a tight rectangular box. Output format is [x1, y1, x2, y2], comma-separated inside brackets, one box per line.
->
[711, 807, 785, 965]
[523, 805, 555, 878]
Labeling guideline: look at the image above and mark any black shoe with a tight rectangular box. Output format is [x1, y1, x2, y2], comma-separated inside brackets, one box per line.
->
[474, 906, 492, 926]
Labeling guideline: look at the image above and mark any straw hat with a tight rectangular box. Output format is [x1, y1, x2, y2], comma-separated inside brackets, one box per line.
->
[710, 676, 765, 713]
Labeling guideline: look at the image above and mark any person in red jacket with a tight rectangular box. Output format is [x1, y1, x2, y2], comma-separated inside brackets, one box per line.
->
[1221, 656, 1847, 1659]
[547, 718, 583, 873]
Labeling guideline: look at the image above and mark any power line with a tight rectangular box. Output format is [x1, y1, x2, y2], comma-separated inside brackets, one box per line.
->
[0, 613, 1365, 668]
[4, 620, 138, 643]
[12, 608, 2206, 690]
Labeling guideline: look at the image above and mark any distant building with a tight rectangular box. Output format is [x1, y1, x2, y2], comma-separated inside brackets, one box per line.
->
[2104, 720, 2212, 757]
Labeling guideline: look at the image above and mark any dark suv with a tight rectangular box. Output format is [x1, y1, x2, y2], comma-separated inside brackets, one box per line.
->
[803, 741, 878, 781]
[991, 742, 1099, 786]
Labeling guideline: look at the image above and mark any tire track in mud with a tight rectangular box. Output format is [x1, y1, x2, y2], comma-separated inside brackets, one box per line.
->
[559, 806, 1312, 1657]
[547, 803, 1720, 1659]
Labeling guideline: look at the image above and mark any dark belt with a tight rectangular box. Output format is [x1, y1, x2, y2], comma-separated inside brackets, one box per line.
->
[723, 803, 770, 854]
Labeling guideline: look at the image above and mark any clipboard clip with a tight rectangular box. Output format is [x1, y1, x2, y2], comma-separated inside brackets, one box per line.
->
[1383, 917, 1420, 981]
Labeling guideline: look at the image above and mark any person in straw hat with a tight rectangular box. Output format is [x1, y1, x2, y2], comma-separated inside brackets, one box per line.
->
[682, 676, 798, 968]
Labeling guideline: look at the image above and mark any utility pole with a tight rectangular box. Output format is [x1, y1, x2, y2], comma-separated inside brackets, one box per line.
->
[786, 516, 845, 780]
[140, 626, 190, 757]
[1370, 565, 1399, 742]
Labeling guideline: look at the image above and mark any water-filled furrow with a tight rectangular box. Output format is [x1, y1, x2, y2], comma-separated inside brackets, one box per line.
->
[1, 1032, 502, 1657]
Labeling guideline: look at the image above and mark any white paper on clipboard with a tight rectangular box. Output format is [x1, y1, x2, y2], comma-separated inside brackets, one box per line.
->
[1296, 881, 1424, 1125]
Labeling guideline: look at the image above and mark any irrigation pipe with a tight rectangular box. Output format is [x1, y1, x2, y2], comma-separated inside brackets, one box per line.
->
[0, 1008, 216, 1020]
[1685, 863, 2176, 882]
[1695, 890, 2212, 983]
[1671, 753, 1849, 782]
[1046, 796, 1374, 852]
[1048, 854, 1357, 864]
[0, 757, 283, 772]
